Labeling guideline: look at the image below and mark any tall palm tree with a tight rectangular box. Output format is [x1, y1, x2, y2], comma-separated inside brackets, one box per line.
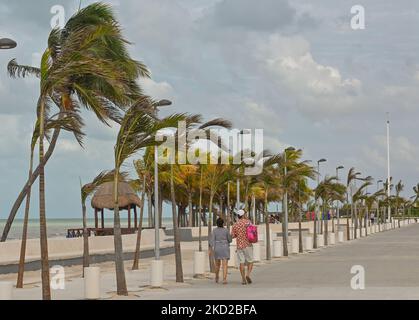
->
[2, 2, 148, 243]
[315, 176, 346, 245]
[80, 170, 126, 274]
[113, 97, 185, 295]
[16, 113, 84, 288]
[395, 180, 404, 224]
[132, 152, 153, 270]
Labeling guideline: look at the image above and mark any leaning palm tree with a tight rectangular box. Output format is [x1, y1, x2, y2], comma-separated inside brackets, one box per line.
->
[131, 153, 153, 270]
[395, 180, 404, 224]
[16, 113, 84, 288]
[2, 2, 148, 243]
[80, 170, 127, 274]
[113, 97, 185, 295]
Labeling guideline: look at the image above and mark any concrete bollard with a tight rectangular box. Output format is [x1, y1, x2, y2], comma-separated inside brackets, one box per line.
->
[304, 236, 313, 251]
[228, 245, 237, 267]
[150, 259, 164, 287]
[0, 282, 13, 300]
[273, 240, 283, 257]
[193, 251, 206, 276]
[361, 228, 366, 237]
[317, 235, 324, 247]
[329, 233, 336, 245]
[291, 238, 299, 254]
[338, 231, 344, 242]
[253, 243, 261, 262]
[84, 267, 101, 300]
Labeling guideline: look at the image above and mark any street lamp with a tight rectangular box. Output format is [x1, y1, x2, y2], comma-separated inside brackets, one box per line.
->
[0, 38, 17, 50]
[153, 99, 172, 260]
[335, 165, 344, 231]
[283, 146, 295, 256]
[316, 158, 327, 233]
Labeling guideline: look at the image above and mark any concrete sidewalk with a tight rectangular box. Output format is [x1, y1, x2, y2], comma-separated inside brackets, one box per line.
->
[2, 222, 419, 299]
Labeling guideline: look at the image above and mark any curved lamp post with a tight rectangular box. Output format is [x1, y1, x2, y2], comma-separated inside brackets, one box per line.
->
[153, 99, 172, 260]
[0, 38, 17, 50]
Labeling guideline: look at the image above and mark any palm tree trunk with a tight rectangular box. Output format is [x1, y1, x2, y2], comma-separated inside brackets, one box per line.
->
[113, 170, 128, 296]
[281, 195, 288, 257]
[208, 192, 215, 272]
[313, 212, 318, 249]
[170, 165, 183, 282]
[188, 192, 193, 228]
[198, 167, 203, 252]
[38, 99, 51, 300]
[147, 190, 153, 228]
[82, 201, 89, 274]
[132, 177, 146, 270]
[16, 149, 34, 288]
[265, 188, 271, 260]
[1, 126, 61, 242]
[346, 216, 350, 240]
[324, 204, 328, 246]
[298, 205, 303, 253]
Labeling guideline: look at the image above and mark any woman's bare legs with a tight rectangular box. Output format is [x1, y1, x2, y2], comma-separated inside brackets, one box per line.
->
[222, 259, 228, 284]
[215, 259, 221, 283]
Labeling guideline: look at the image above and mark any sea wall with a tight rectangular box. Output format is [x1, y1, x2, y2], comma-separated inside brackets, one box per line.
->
[0, 229, 167, 265]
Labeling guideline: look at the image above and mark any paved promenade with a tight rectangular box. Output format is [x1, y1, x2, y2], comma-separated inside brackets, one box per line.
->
[3, 223, 419, 300]
[141, 223, 419, 300]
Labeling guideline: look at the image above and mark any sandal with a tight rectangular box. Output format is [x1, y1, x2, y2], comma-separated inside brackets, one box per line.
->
[246, 276, 252, 284]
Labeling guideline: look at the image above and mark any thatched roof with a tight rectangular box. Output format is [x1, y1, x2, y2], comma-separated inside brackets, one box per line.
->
[91, 181, 141, 210]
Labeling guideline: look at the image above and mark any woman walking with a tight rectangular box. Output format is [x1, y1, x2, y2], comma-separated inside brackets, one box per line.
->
[209, 218, 232, 284]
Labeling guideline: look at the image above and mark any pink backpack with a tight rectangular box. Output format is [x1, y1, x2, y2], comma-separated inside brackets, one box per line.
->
[246, 223, 258, 243]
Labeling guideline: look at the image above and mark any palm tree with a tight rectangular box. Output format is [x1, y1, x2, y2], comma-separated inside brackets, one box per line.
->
[202, 158, 236, 271]
[395, 180, 404, 225]
[131, 153, 153, 270]
[16, 113, 84, 288]
[80, 170, 126, 274]
[346, 168, 361, 239]
[315, 176, 346, 245]
[2, 2, 148, 243]
[113, 97, 185, 295]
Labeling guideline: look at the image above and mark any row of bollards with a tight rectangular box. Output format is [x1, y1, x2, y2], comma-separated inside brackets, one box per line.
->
[1, 219, 415, 300]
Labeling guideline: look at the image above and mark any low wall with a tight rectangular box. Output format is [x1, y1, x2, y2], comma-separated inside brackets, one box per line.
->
[0, 229, 167, 266]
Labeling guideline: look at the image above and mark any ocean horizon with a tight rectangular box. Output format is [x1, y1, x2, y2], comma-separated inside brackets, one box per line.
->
[0, 217, 174, 240]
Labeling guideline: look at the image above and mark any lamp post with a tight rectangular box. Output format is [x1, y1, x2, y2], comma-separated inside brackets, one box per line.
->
[316, 158, 327, 233]
[386, 113, 391, 222]
[335, 165, 344, 231]
[0, 38, 17, 50]
[152, 99, 172, 260]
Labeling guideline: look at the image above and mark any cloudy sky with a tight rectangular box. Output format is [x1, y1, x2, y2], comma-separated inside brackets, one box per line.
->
[1, 0, 419, 219]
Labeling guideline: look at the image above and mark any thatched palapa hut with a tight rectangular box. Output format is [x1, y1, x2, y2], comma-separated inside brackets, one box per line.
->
[91, 181, 141, 235]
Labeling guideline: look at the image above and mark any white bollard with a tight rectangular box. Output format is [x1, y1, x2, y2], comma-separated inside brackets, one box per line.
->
[329, 232, 336, 245]
[338, 231, 344, 242]
[193, 251, 206, 276]
[150, 259, 164, 287]
[291, 238, 299, 254]
[375, 225, 379, 233]
[317, 235, 324, 247]
[273, 240, 283, 257]
[228, 245, 237, 267]
[253, 243, 261, 262]
[361, 228, 366, 237]
[304, 236, 313, 251]
[84, 267, 101, 300]
[0, 282, 13, 300]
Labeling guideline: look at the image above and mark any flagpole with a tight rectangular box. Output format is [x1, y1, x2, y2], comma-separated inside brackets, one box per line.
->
[386, 112, 391, 222]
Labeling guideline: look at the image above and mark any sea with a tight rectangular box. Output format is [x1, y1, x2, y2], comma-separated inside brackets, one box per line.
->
[0, 217, 174, 240]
